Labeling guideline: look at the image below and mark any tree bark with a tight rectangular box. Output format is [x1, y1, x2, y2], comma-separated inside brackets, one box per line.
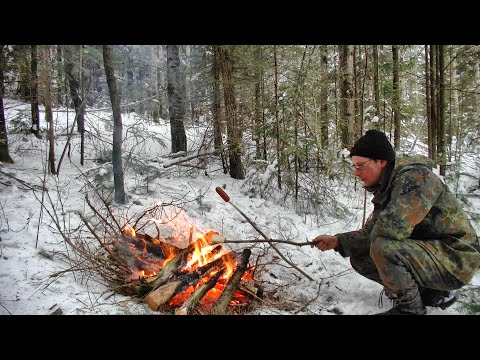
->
[254, 46, 263, 160]
[429, 45, 438, 161]
[425, 45, 432, 159]
[30, 45, 42, 139]
[103, 45, 126, 204]
[219, 45, 244, 180]
[392, 45, 400, 149]
[319, 45, 329, 148]
[42, 45, 56, 174]
[339, 45, 354, 148]
[438, 45, 446, 175]
[167, 45, 187, 154]
[63, 45, 85, 166]
[0, 45, 13, 164]
[373, 45, 381, 128]
[211, 45, 227, 173]
[274, 45, 281, 188]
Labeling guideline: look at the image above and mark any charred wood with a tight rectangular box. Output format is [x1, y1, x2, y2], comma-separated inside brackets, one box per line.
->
[175, 268, 226, 315]
[211, 248, 251, 315]
[121, 234, 167, 259]
[143, 252, 232, 310]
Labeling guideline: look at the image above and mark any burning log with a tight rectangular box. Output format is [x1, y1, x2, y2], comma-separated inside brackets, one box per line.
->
[211, 248, 251, 315]
[109, 217, 259, 314]
[122, 234, 165, 258]
[144, 280, 183, 310]
[140, 232, 192, 290]
[144, 252, 232, 310]
[175, 268, 226, 315]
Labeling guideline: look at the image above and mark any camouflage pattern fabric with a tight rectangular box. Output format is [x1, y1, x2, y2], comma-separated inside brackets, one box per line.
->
[335, 154, 480, 294]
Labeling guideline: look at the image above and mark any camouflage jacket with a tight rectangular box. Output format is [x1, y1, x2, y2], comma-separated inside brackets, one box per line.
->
[335, 154, 480, 284]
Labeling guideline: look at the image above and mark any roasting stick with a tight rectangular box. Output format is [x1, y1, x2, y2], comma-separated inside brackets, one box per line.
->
[211, 234, 316, 247]
[215, 187, 314, 281]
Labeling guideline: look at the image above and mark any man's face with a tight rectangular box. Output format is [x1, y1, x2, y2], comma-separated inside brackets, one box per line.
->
[351, 156, 387, 187]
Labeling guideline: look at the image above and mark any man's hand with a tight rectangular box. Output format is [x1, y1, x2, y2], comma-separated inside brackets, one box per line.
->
[311, 235, 338, 251]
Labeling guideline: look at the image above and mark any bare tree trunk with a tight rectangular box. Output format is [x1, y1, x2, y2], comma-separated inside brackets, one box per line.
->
[30, 45, 42, 139]
[353, 45, 359, 138]
[42, 46, 56, 175]
[319, 45, 329, 148]
[392, 45, 400, 149]
[339, 45, 354, 148]
[211, 45, 227, 173]
[373, 45, 381, 128]
[429, 45, 438, 161]
[103, 45, 126, 205]
[0, 45, 13, 164]
[167, 45, 187, 154]
[438, 45, 446, 175]
[274, 45, 281, 188]
[63, 45, 86, 166]
[449, 47, 460, 163]
[360, 45, 368, 135]
[63, 46, 78, 157]
[425, 45, 432, 159]
[55, 46, 64, 106]
[16, 46, 31, 102]
[219, 45, 244, 180]
[254, 46, 263, 160]
[157, 45, 168, 119]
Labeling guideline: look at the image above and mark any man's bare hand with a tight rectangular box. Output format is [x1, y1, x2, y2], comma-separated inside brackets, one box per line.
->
[311, 235, 338, 251]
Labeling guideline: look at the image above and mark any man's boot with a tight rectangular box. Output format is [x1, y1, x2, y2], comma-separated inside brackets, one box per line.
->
[376, 285, 427, 315]
[419, 288, 457, 309]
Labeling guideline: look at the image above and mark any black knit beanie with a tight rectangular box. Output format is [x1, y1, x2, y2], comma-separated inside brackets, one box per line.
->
[349, 130, 396, 162]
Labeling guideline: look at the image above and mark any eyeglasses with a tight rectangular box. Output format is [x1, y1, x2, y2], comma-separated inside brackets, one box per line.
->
[352, 159, 373, 171]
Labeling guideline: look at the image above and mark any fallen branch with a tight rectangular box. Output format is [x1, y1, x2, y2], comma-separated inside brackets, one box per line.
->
[162, 150, 216, 168]
[0, 169, 46, 191]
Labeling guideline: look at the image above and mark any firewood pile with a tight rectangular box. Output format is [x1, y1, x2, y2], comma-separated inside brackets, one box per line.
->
[112, 227, 262, 315]
[51, 195, 263, 315]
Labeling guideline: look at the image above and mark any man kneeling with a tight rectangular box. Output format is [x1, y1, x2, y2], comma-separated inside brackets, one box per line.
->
[312, 130, 480, 315]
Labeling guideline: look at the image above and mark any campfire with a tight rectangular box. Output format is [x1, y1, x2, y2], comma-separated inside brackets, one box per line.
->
[112, 218, 260, 315]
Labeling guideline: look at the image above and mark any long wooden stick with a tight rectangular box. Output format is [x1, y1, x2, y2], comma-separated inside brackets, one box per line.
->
[225, 239, 316, 246]
[215, 187, 313, 281]
[212, 235, 316, 247]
